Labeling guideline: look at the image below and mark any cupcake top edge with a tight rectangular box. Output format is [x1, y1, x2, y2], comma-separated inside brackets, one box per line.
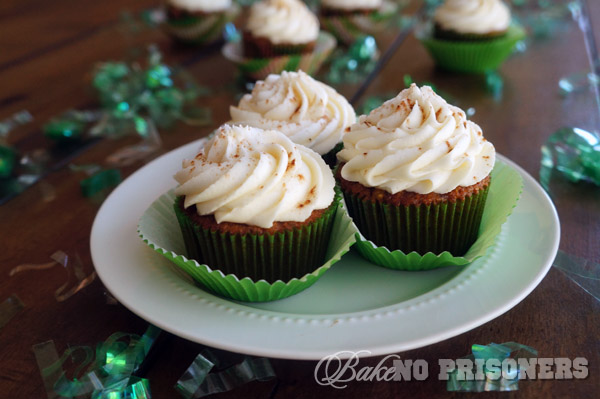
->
[321, 0, 383, 11]
[174, 124, 335, 228]
[168, 0, 232, 12]
[246, 0, 320, 45]
[433, 0, 511, 35]
[337, 84, 496, 195]
[229, 70, 357, 155]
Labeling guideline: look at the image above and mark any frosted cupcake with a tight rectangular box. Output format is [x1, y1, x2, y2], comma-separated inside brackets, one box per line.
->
[337, 84, 495, 255]
[165, 0, 239, 44]
[433, 0, 511, 40]
[243, 0, 320, 57]
[229, 70, 356, 165]
[173, 124, 340, 282]
[418, 0, 525, 73]
[319, 0, 397, 45]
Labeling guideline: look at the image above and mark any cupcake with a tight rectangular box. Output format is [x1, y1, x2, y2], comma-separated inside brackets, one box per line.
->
[165, 0, 239, 44]
[229, 70, 356, 165]
[173, 124, 340, 282]
[319, 0, 398, 45]
[418, 0, 525, 73]
[433, 0, 511, 40]
[337, 84, 495, 256]
[243, 0, 320, 58]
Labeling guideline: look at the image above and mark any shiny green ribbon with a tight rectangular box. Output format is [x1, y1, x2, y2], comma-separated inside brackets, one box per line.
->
[447, 342, 538, 392]
[175, 350, 275, 398]
[34, 325, 161, 399]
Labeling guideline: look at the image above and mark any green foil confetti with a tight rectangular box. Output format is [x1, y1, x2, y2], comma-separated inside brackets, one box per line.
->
[176, 350, 275, 398]
[447, 342, 538, 392]
[540, 127, 600, 190]
[0, 110, 33, 143]
[326, 36, 378, 85]
[43, 118, 85, 141]
[0, 145, 17, 178]
[0, 294, 25, 331]
[553, 250, 600, 302]
[33, 325, 161, 399]
[80, 169, 122, 197]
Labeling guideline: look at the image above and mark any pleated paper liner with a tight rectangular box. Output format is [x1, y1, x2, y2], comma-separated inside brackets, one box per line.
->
[319, 0, 398, 45]
[138, 189, 358, 302]
[349, 160, 523, 270]
[222, 31, 337, 81]
[163, 4, 240, 45]
[418, 24, 526, 74]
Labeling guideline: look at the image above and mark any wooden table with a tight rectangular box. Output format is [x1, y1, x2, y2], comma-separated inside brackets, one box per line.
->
[1, 1, 599, 398]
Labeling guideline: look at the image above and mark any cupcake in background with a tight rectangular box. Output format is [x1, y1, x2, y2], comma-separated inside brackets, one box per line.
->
[222, 0, 336, 81]
[418, 0, 525, 73]
[337, 84, 495, 256]
[243, 0, 320, 57]
[229, 70, 356, 165]
[319, 0, 398, 45]
[164, 0, 240, 45]
[433, 0, 510, 40]
[173, 124, 340, 283]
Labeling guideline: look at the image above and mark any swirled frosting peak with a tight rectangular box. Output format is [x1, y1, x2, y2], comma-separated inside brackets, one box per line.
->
[174, 124, 335, 228]
[246, 0, 320, 44]
[434, 0, 511, 34]
[229, 71, 356, 155]
[169, 0, 232, 12]
[337, 84, 495, 194]
[322, 0, 382, 11]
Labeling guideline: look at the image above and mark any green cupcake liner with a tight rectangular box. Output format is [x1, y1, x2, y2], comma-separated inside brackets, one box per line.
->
[138, 189, 358, 302]
[319, 1, 398, 45]
[348, 160, 523, 270]
[222, 31, 336, 81]
[164, 4, 240, 45]
[344, 184, 489, 256]
[418, 24, 526, 74]
[174, 191, 341, 282]
[322, 142, 344, 168]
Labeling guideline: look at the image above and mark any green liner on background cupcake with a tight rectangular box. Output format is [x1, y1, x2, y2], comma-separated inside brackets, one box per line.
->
[164, 1, 240, 45]
[138, 124, 358, 302]
[418, 24, 526, 74]
[337, 84, 507, 270]
[418, 0, 525, 73]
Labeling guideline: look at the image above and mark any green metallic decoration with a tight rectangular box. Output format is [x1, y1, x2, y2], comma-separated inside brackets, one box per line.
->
[0, 145, 17, 179]
[326, 36, 379, 85]
[80, 169, 123, 197]
[541, 127, 600, 189]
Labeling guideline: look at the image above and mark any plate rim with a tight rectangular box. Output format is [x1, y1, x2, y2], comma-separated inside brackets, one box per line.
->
[91, 140, 560, 360]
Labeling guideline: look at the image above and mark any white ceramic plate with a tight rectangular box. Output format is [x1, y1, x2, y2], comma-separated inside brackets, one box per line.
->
[91, 139, 560, 360]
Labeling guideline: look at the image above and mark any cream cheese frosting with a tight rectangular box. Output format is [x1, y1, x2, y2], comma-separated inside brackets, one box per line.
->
[246, 0, 320, 45]
[174, 124, 335, 228]
[337, 84, 495, 194]
[434, 0, 511, 34]
[169, 0, 232, 12]
[322, 0, 382, 11]
[229, 71, 356, 155]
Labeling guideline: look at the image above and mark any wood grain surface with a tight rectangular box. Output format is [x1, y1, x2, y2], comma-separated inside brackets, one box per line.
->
[0, 1, 598, 398]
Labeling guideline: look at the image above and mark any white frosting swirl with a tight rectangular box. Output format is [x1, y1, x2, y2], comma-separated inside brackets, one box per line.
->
[246, 0, 320, 44]
[174, 124, 335, 228]
[229, 71, 356, 155]
[322, 0, 382, 11]
[338, 84, 495, 194]
[169, 0, 232, 12]
[434, 0, 511, 34]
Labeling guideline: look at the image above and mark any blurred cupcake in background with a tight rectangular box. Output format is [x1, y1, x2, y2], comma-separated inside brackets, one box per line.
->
[229, 70, 356, 166]
[319, 0, 399, 45]
[243, 0, 320, 57]
[222, 0, 336, 81]
[418, 0, 525, 73]
[164, 0, 240, 45]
